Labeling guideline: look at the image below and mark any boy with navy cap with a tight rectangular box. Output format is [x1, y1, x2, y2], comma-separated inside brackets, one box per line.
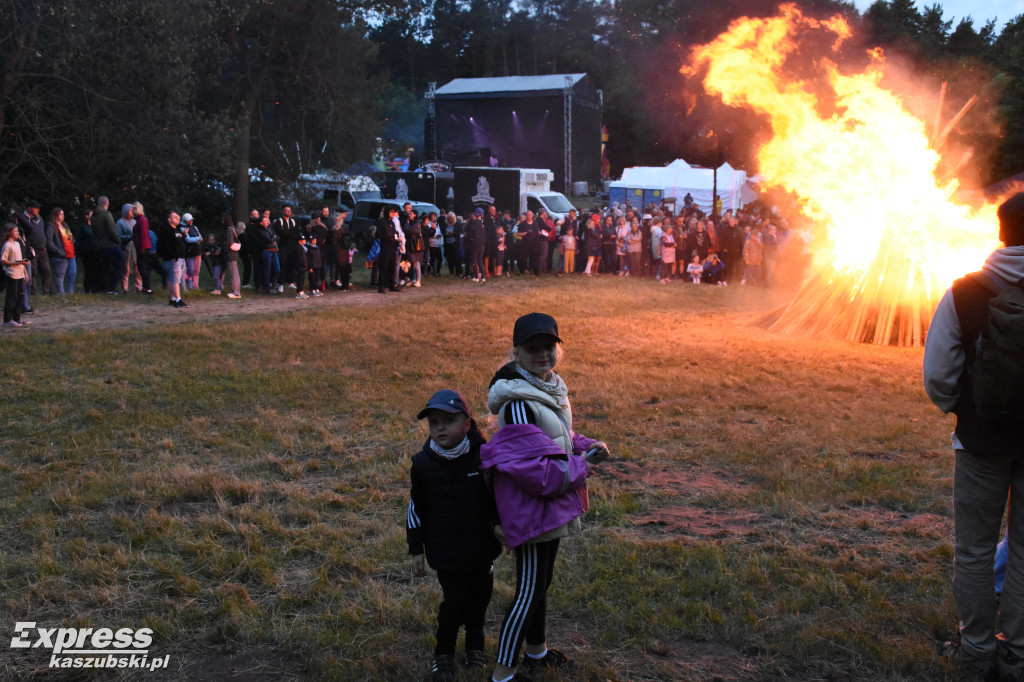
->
[408, 389, 502, 682]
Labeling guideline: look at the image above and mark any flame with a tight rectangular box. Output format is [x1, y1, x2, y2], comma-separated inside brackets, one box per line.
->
[685, 4, 1001, 345]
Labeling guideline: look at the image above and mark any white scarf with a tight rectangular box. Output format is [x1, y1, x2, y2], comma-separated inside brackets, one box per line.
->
[515, 364, 570, 410]
[429, 436, 471, 460]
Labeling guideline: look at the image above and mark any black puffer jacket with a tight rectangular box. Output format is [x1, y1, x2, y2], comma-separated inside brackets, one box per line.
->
[406, 420, 502, 571]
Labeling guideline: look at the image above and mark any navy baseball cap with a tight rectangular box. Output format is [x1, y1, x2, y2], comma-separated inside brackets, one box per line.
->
[512, 312, 562, 347]
[417, 389, 470, 419]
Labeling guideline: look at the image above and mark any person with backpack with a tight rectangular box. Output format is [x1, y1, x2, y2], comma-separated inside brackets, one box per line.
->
[923, 191, 1024, 681]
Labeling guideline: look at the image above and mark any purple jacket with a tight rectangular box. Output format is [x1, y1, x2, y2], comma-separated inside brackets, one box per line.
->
[480, 424, 594, 548]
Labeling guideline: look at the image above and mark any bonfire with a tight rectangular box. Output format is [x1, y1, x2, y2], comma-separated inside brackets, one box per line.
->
[685, 4, 1001, 346]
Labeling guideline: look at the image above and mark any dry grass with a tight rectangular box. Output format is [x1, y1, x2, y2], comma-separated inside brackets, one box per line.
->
[0, 275, 969, 681]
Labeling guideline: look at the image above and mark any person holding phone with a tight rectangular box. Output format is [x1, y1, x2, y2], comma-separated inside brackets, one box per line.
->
[2, 223, 30, 327]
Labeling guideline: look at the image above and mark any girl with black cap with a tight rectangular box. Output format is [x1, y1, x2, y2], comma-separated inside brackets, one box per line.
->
[480, 312, 610, 682]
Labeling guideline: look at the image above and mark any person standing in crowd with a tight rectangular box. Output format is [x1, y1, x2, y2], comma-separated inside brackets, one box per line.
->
[483, 205, 500, 278]
[443, 212, 461, 278]
[378, 206, 401, 293]
[481, 312, 609, 682]
[132, 202, 154, 295]
[923, 193, 1024, 682]
[275, 205, 298, 292]
[559, 225, 576, 276]
[427, 211, 444, 277]
[600, 214, 617, 274]
[116, 203, 138, 293]
[720, 216, 744, 284]
[468, 208, 486, 282]
[251, 212, 280, 294]
[333, 215, 353, 291]
[2, 223, 29, 327]
[45, 208, 75, 294]
[583, 214, 602, 276]
[517, 211, 538, 275]
[92, 196, 122, 296]
[242, 209, 260, 289]
[659, 223, 677, 283]
[742, 224, 763, 285]
[75, 209, 99, 294]
[406, 213, 425, 287]
[156, 211, 189, 308]
[650, 217, 663, 280]
[16, 200, 49, 296]
[762, 223, 780, 287]
[204, 233, 224, 295]
[181, 213, 202, 291]
[223, 222, 243, 299]
[626, 218, 643, 277]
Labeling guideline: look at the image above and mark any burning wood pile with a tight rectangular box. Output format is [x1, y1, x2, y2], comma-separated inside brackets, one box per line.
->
[685, 4, 1001, 346]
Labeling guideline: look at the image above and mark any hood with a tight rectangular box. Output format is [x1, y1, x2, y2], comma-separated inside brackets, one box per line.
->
[984, 245, 1024, 285]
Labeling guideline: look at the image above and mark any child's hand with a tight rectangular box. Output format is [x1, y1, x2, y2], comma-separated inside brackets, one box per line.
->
[493, 525, 507, 547]
[411, 554, 426, 577]
[586, 442, 611, 463]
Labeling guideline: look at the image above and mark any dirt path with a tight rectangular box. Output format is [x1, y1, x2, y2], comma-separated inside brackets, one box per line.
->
[10, 282, 432, 333]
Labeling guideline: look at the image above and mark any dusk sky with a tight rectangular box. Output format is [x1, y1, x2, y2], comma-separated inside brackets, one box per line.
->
[852, 0, 1022, 30]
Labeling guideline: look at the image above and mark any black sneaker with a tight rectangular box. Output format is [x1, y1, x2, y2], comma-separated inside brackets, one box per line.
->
[941, 640, 997, 681]
[464, 649, 487, 669]
[430, 654, 455, 682]
[522, 648, 575, 673]
[168, 299, 177, 306]
[175, 299, 190, 308]
[1000, 648, 1024, 682]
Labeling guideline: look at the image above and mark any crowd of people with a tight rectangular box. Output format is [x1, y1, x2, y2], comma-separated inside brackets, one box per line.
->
[1, 194, 804, 327]
[372, 200, 805, 291]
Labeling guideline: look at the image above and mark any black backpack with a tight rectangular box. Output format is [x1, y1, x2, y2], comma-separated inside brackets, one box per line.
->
[968, 271, 1024, 424]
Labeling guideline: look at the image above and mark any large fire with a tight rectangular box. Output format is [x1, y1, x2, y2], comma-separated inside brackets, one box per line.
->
[685, 4, 1002, 346]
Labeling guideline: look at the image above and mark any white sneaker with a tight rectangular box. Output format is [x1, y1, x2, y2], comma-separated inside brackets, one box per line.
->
[288, 283, 296, 289]
[227, 293, 241, 299]
[296, 291, 308, 299]
[277, 284, 284, 293]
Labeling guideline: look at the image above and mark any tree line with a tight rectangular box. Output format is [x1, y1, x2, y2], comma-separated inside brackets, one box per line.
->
[2, 0, 1021, 223]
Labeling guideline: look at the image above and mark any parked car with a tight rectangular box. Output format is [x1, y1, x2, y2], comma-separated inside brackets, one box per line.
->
[349, 199, 442, 250]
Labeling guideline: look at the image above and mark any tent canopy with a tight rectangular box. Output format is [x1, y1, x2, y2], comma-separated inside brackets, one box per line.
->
[610, 159, 757, 214]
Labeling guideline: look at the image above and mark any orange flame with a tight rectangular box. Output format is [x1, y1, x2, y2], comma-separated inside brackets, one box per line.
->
[685, 4, 1001, 344]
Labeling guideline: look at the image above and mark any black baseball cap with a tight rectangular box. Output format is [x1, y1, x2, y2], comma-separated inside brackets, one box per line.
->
[512, 312, 562, 347]
[417, 389, 470, 419]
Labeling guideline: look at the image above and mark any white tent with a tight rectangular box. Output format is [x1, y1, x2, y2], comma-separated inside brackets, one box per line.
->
[610, 160, 757, 214]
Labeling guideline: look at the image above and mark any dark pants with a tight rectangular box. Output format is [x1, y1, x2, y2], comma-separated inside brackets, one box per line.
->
[601, 244, 616, 273]
[30, 253, 51, 295]
[80, 251, 101, 293]
[4, 276, 26, 322]
[137, 250, 152, 292]
[444, 244, 461, 276]
[435, 566, 494, 656]
[496, 539, 559, 667]
[100, 246, 124, 293]
[378, 244, 397, 291]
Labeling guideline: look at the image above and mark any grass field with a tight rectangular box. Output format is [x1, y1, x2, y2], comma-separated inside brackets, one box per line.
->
[0, 274, 972, 681]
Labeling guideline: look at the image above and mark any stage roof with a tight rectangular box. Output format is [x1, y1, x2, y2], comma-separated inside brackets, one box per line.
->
[436, 74, 588, 98]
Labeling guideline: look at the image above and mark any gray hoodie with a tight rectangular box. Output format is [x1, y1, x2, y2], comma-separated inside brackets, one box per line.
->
[923, 245, 1024, 428]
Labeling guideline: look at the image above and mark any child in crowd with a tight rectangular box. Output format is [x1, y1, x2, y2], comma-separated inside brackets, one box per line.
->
[560, 226, 576, 275]
[408, 389, 502, 682]
[482, 313, 610, 682]
[686, 252, 703, 283]
[204, 233, 224, 294]
[2, 223, 29, 327]
[306, 232, 324, 296]
[659, 224, 676, 283]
